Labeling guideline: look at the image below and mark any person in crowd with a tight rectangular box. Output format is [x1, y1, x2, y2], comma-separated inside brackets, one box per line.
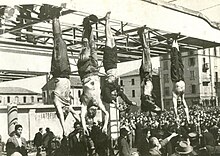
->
[118, 128, 131, 156]
[6, 124, 27, 156]
[77, 14, 109, 135]
[137, 26, 161, 113]
[42, 127, 55, 156]
[90, 122, 109, 156]
[170, 141, 194, 156]
[50, 8, 79, 137]
[68, 121, 87, 156]
[209, 120, 219, 143]
[0, 135, 5, 156]
[167, 34, 189, 123]
[33, 128, 43, 156]
[200, 125, 220, 155]
[101, 11, 136, 107]
[148, 132, 178, 156]
[138, 128, 151, 156]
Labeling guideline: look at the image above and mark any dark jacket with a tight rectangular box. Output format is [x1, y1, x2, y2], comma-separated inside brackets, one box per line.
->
[101, 81, 133, 105]
[202, 131, 215, 147]
[6, 135, 27, 156]
[33, 132, 42, 147]
[68, 130, 87, 156]
[42, 131, 55, 148]
[118, 136, 131, 156]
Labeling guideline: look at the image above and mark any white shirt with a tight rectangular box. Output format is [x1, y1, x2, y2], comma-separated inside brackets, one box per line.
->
[15, 136, 22, 147]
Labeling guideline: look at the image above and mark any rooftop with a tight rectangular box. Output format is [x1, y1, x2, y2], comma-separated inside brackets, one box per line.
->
[120, 68, 159, 77]
[0, 87, 39, 95]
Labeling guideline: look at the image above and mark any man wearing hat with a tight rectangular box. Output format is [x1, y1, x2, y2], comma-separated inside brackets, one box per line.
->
[118, 128, 131, 156]
[170, 141, 193, 156]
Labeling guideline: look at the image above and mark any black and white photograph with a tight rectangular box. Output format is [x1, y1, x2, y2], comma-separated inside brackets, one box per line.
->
[0, 0, 220, 155]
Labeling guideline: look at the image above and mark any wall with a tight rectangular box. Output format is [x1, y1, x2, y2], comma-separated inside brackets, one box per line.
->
[120, 75, 141, 106]
[0, 94, 40, 105]
[0, 105, 72, 143]
[120, 74, 161, 109]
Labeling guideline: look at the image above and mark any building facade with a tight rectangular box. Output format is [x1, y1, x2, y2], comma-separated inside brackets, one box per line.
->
[41, 76, 83, 106]
[160, 47, 220, 110]
[0, 87, 42, 105]
[119, 68, 161, 109]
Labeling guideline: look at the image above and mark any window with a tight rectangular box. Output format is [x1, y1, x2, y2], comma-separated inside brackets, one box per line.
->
[192, 85, 196, 94]
[131, 79, 135, 85]
[164, 74, 169, 83]
[23, 96, 26, 103]
[132, 90, 135, 97]
[188, 57, 195, 67]
[78, 90, 81, 98]
[120, 80, 124, 86]
[7, 96, 10, 103]
[15, 96, 19, 103]
[203, 82, 209, 86]
[190, 71, 195, 80]
[215, 72, 218, 82]
[164, 87, 170, 96]
[188, 51, 194, 56]
[31, 96, 34, 103]
[214, 47, 217, 56]
[163, 61, 168, 70]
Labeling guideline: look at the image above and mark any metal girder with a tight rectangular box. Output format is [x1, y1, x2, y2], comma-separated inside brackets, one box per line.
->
[0, 2, 220, 81]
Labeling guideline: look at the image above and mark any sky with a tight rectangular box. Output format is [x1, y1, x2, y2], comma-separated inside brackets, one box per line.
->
[163, 0, 220, 22]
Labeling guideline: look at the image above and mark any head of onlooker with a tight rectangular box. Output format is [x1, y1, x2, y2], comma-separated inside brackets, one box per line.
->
[74, 121, 83, 133]
[15, 124, 23, 137]
[45, 127, 50, 133]
[87, 103, 98, 119]
[201, 125, 208, 133]
[175, 141, 193, 156]
[39, 128, 43, 134]
[120, 128, 129, 138]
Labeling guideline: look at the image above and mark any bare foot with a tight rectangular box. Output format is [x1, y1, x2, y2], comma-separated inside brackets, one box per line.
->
[104, 11, 111, 20]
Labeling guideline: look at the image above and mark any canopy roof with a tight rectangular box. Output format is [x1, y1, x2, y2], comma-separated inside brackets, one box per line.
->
[0, 0, 220, 81]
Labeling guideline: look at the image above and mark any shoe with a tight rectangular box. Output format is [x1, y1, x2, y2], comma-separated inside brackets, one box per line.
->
[88, 14, 98, 23]
[145, 96, 161, 113]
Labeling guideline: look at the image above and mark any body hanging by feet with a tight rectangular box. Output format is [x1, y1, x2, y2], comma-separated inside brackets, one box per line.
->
[138, 27, 161, 114]
[101, 11, 136, 107]
[50, 15, 79, 137]
[168, 34, 190, 123]
[77, 15, 109, 135]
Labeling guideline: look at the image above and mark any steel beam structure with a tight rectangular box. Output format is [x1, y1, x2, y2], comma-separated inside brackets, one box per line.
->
[0, 1, 220, 81]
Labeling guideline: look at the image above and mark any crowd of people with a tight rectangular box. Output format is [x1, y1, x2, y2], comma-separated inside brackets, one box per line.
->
[120, 105, 220, 156]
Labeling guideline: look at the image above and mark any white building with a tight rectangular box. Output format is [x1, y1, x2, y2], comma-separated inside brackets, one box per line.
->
[119, 68, 161, 109]
[0, 87, 41, 105]
[160, 47, 220, 109]
[41, 76, 83, 106]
